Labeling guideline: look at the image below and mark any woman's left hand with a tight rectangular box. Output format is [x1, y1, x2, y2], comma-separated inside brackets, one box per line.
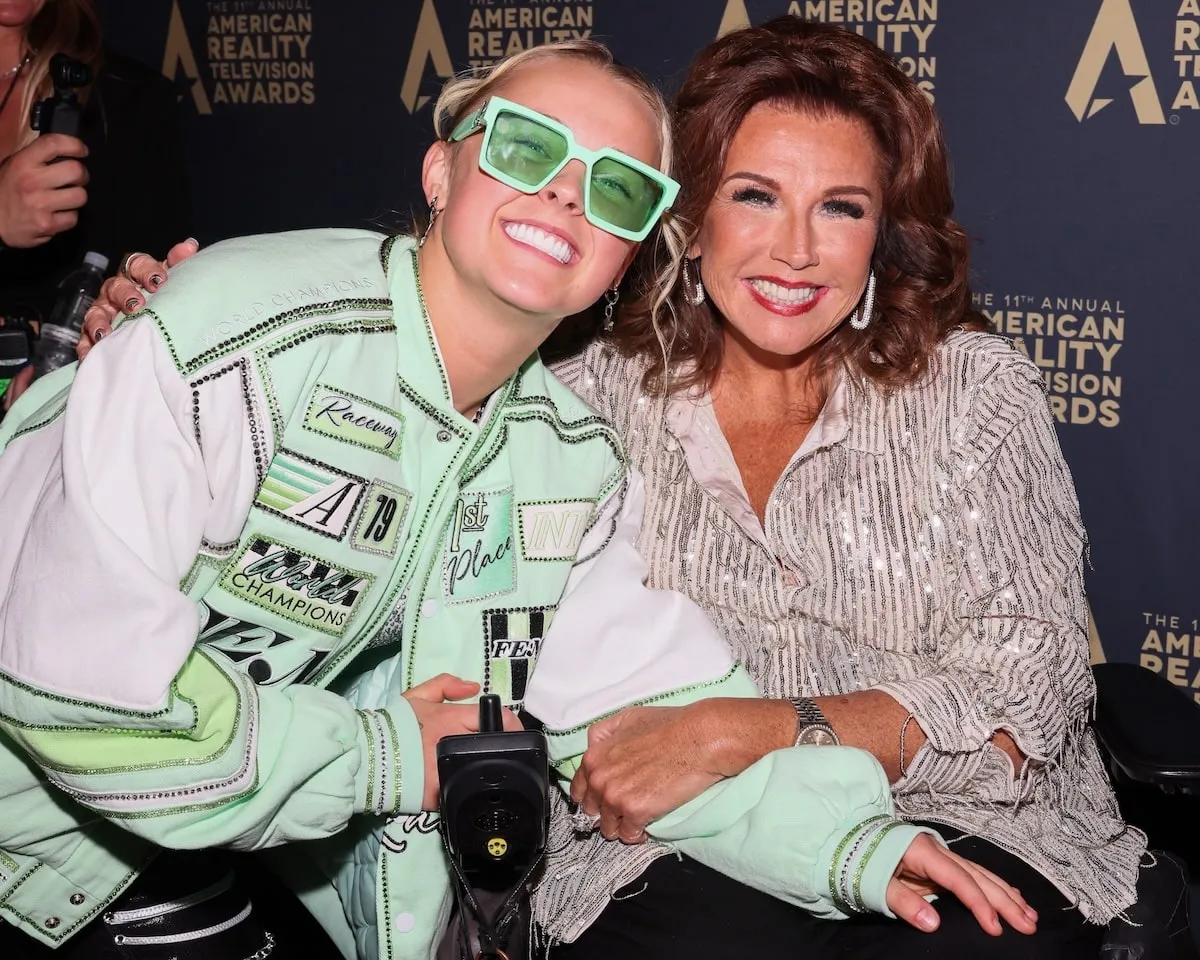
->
[571, 699, 792, 844]
[887, 833, 1038, 936]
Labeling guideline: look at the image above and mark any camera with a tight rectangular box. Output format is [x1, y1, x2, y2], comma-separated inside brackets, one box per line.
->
[437, 695, 549, 892]
[30, 53, 92, 138]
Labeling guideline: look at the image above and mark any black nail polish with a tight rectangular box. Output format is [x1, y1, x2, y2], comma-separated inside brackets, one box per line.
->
[148, 274, 164, 289]
[125, 297, 140, 312]
[94, 329, 106, 341]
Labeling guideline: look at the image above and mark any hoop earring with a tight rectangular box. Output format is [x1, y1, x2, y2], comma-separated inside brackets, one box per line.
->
[849, 269, 876, 330]
[681, 257, 705, 306]
[602, 285, 620, 333]
[419, 196, 440, 248]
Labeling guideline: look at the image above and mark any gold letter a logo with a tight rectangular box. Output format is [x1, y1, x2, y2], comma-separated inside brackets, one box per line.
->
[400, 0, 453, 114]
[161, 0, 211, 116]
[716, 0, 751, 38]
[1066, 0, 1164, 124]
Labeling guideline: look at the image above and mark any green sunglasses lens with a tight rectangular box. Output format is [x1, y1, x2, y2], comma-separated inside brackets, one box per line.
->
[487, 111, 568, 188]
[589, 157, 664, 233]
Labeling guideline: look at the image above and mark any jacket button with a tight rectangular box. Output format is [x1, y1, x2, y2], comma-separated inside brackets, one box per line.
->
[436, 429, 451, 443]
[396, 912, 415, 933]
[420, 599, 438, 618]
[44, 917, 61, 928]
[69, 893, 85, 906]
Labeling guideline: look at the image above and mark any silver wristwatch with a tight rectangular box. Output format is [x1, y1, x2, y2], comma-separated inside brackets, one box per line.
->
[788, 696, 839, 747]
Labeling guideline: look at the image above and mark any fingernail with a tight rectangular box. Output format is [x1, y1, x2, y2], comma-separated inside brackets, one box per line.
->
[184, 237, 198, 246]
[94, 329, 105, 341]
[125, 297, 140, 312]
[148, 274, 164, 290]
[915, 907, 937, 931]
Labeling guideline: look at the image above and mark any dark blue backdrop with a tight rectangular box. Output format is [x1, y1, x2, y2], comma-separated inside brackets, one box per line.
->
[98, 0, 1200, 685]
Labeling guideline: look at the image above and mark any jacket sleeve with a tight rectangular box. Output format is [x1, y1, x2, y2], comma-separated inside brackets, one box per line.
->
[0, 317, 421, 852]
[870, 358, 1095, 803]
[524, 472, 933, 919]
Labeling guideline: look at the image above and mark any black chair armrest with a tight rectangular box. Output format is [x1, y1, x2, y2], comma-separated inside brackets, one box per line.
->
[1093, 662, 1200, 791]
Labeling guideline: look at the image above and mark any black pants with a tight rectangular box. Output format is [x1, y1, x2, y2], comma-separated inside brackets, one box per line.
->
[0, 851, 342, 960]
[544, 824, 1102, 960]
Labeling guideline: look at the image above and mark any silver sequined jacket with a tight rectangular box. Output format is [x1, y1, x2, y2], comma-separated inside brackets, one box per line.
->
[534, 330, 1143, 942]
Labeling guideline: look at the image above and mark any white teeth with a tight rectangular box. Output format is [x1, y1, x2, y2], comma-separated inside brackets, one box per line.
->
[504, 223, 573, 263]
[749, 279, 817, 305]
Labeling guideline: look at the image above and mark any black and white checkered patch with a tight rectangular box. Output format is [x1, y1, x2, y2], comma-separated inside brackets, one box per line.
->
[482, 605, 555, 705]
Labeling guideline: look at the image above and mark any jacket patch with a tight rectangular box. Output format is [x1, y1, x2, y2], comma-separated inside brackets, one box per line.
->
[220, 535, 374, 637]
[351, 480, 411, 558]
[517, 500, 595, 561]
[443, 487, 515, 604]
[255, 450, 366, 540]
[483, 605, 554, 707]
[197, 602, 330, 686]
[302, 382, 404, 459]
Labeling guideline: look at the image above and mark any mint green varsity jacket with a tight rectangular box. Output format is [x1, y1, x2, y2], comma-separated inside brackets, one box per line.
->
[0, 231, 927, 959]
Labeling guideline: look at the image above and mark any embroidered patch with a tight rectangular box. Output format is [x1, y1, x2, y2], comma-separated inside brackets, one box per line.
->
[352, 480, 411, 558]
[443, 486, 515, 604]
[303, 382, 404, 459]
[483, 605, 555, 706]
[197, 601, 330, 686]
[220, 535, 374, 637]
[254, 450, 366, 539]
[517, 500, 596, 561]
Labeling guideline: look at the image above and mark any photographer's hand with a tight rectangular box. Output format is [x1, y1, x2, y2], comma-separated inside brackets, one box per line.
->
[401, 673, 522, 811]
[0, 134, 88, 248]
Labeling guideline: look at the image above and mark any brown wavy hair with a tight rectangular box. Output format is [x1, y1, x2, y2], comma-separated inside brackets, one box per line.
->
[614, 15, 984, 396]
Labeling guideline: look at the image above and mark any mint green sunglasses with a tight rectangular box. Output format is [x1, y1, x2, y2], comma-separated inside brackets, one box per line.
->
[449, 96, 680, 242]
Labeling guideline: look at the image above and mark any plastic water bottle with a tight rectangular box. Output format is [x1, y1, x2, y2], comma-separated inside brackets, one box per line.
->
[32, 250, 109, 378]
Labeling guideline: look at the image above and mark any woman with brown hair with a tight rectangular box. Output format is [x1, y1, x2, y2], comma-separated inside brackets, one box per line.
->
[534, 14, 1143, 959]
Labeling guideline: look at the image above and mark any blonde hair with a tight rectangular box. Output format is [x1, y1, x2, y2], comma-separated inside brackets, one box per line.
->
[428, 40, 688, 376]
[16, 0, 103, 151]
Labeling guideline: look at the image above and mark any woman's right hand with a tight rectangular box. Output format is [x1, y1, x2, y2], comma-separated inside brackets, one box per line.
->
[886, 832, 1039, 936]
[0, 135, 89, 249]
[78, 239, 200, 360]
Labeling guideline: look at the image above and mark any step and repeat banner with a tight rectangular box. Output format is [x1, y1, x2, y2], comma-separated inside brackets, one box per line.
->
[99, 0, 1199, 690]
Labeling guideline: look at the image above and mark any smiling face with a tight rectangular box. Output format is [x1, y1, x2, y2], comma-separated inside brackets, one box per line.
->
[424, 56, 662, 326]
[693, 102, 883, 365]
[0, 0, 44, 31]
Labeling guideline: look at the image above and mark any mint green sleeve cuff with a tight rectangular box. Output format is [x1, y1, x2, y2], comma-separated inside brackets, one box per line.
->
[354, 698, 426, 816]
[817, 818, 942, 918]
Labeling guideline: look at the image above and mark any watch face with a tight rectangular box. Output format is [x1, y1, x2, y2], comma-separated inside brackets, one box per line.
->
[799, 725, 838, 747]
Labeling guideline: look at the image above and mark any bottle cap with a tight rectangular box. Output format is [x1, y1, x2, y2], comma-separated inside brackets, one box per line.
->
[83, 251, 110, 271]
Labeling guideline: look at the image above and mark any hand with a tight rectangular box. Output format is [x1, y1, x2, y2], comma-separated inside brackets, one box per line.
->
[570, 704, 727, 844]
[0, 135, 89, 248]
[78, 239, 200, 360]
[2, 365, 34, 413]
[400, 673, 522, 811]
[886, 833, 1038, 936]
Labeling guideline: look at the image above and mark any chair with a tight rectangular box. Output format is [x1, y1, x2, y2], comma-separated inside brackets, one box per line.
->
[1094, 662, 1200, 959]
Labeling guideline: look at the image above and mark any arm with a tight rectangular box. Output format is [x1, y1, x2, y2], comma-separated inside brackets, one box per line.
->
[0, 319, 421, 851]
[523, 474, 932, 921]
[867, 362, 1091, 799]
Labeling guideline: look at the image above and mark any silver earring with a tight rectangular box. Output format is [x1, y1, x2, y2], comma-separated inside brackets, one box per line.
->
[681, 257, 705, 306]
[419, 196, 439, 248]
[602, 285, 620, 332]
[849, 269, 876, 330]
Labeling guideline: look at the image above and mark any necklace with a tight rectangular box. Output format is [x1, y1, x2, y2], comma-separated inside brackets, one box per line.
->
[0, 51, 31, 120]
[0, 51, 31, 80]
